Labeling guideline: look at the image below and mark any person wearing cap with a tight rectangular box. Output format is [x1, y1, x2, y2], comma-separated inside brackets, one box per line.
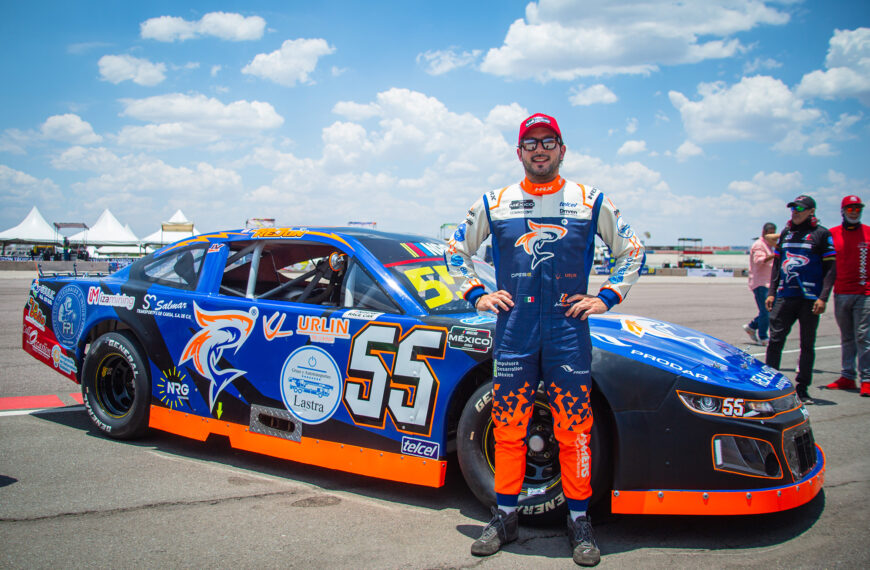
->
[743, 222, 778, 345]
[825, 195, 870, 397]
[765, 195, 836, 404]
[445, 113, 645, 566]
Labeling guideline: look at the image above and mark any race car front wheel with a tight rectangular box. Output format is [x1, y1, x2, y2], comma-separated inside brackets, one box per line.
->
[456, 380, 610, 525]
[81, 330, 151, 439]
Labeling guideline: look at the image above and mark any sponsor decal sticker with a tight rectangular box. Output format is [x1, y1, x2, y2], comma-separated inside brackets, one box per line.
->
[296, 315, 350, 344]
[25, 297, 47, 331]
[207, 243, 224, 253]
[23, 324, 51, 360]
[280, 345, 342, 424]
[401, 436, 440, 459]
[262, 311, 294, 340]
[510, 199, 535, 210]
[342, 309, 384, 321]
[137, 294, 189, 319]
[452, 223, 467, 242]
[51, 285, 86, 348]
[629, 349, 709, 380]
[30, 281, 56, 305]
[156, 367, 190, 410]
[87, 286, 135, 310]
[51, 344, 77, 374]
[447, 326, 492, 353]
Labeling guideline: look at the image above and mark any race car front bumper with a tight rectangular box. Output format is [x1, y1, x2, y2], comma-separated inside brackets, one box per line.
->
[610, 444, 825, 515]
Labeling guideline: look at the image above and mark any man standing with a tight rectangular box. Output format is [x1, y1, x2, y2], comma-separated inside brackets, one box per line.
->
[743, 222, 777, 345]
[765, 195, 836, 404]
[825, 195, 870, 396]
[446, 113, 645, 566]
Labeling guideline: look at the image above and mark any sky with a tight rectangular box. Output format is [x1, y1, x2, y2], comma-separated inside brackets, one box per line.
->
[1, 0, 869, 246]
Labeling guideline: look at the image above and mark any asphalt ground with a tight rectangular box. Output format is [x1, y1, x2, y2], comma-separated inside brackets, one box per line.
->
[1, 272, 868, 569]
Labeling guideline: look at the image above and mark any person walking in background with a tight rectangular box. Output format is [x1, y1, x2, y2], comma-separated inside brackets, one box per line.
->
[743, 222, 777, 345]
[825, 195, 870, 397]
[765, 195, 836, 404]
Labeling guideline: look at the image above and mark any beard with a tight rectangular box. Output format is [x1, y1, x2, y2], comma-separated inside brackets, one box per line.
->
[844, 213, 862, 224]
[521, 153, 560, 182]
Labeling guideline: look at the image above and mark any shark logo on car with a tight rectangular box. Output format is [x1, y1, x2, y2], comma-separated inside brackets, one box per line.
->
[180, 303, 258, 413]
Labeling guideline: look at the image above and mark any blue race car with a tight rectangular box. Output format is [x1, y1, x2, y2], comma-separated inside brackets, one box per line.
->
[22, 227, 823, 522]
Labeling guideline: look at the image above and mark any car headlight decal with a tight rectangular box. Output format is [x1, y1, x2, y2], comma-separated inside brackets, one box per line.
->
[712, 435, 782, 478]
[677, 390, 801, 420]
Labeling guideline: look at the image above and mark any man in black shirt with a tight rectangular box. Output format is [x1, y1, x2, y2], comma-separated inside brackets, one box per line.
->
[765, 195, 837, 404]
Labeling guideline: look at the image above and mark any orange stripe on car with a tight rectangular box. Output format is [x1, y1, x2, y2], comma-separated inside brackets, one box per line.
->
[611, 445, 825, 515]
[149, 405, 447, 488]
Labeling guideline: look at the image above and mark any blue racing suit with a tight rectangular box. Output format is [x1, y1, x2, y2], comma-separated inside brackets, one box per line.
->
[446, 177, 645, 510]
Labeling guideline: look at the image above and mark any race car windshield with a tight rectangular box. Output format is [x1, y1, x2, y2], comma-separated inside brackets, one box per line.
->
[385, 256, 495, 314]
[354, 236, 494, 314]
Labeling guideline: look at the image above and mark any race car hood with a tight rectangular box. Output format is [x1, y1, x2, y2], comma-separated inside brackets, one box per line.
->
[588, 313, 791, 392]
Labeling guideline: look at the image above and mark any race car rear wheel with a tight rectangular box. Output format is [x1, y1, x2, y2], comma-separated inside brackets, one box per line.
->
[81, 330, 151, 439]
[457, 380, 611, 525]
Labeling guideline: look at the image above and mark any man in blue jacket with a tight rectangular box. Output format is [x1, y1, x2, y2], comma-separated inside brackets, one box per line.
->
[446, 113, 645, 566]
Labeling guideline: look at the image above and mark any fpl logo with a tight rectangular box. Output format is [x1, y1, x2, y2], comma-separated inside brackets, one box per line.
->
[514, 221, 568, 269]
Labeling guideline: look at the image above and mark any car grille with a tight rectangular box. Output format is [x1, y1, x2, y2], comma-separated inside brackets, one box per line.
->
[783, 422, 816, 480]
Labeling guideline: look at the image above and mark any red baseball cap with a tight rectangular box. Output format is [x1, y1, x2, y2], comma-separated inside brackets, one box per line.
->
[842, 195, 864, 209]
[518, 113, 562, 145]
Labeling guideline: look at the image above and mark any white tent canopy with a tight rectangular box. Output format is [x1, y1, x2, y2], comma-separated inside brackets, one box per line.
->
[70, 209, 140, 246]
[142, 209, 199, 246]
[0, 206, 59, 244]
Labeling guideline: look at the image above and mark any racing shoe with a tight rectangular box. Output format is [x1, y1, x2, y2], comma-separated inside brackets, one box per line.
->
[861, 382, 870, 397]
[824, 376, 856, 390]
[471, 507, 518, 556]
[567, 514, 601, 566]
[742, 324, 759, 343]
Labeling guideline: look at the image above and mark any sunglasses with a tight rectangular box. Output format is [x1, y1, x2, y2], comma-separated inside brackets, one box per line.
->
[519, 137, 560, 152]
[844, 205, 863, 212]
[790, 205, 809, 212]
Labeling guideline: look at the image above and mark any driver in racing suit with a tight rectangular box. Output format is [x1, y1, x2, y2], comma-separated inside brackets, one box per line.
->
[446, 113, 645, 566]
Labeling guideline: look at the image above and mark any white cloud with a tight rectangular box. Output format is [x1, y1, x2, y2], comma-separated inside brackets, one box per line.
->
[669, 76, 821, 144]
[98, 54, 166, 86]
[674, 140, 703, 162]
[617, 140, 647, 156]
[569, 84, 618, 106]
[210, 65, 222, 77]
[625, 118, 638, 134]
[485, 103, 529, 133]
[0, 164, 60, 205]
[40, 114, 102, 145]
[0, 128, 34, 154]
[480, 0, 787, 80]
[743, 57, 782, 75]
[416, 48, 481, 75]
[332, 101, 381, 121]
[797, 28, 870, 106]
[140, 12, 266, 42]
[242, 38, 335, 87]
[115, 93, 283, 149]
[53, 146, 241, 196]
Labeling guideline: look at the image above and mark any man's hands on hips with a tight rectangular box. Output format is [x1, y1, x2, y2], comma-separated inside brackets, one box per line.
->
[565, 294, 607, 320]
[475, 290, 514, 313]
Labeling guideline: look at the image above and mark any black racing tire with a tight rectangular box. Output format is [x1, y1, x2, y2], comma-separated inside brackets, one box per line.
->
[81, 330, 151, 439]
[457, 380, 611, 525]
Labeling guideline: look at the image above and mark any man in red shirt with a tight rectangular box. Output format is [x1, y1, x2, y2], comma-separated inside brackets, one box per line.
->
[825, 195, 870, 397]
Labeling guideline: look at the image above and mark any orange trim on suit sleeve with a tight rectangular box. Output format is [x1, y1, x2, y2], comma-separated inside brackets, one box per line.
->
[488, 186, 511, 210]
